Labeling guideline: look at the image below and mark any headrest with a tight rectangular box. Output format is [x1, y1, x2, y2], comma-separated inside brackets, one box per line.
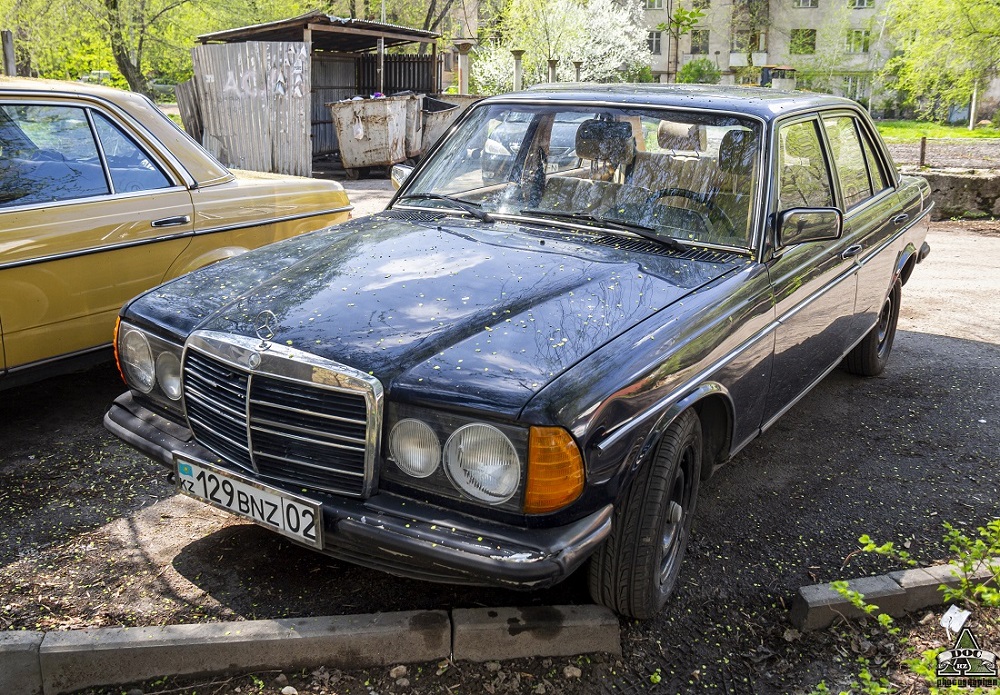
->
[719, 129, 756, 175]
[657, 121, 706, 152]
[575, 119, 635, 166]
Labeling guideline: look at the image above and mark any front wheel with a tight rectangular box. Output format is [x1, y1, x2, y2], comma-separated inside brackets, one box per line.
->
[846, 281, 901, 377]
[588, 409, 702, 619]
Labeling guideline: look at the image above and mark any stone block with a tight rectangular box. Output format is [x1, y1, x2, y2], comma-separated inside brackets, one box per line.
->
[451, 605, 620, 662]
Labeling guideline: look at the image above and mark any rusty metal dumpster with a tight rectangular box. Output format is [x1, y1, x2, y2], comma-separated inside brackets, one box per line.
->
[329, 96, 407, 178]
[421, 96, 460, 154]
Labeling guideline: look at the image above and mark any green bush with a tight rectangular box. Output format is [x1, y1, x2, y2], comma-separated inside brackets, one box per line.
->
[676, 58, 721, 85]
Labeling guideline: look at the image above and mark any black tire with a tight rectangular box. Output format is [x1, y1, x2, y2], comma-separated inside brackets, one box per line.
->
[846, 281, 901, 377]
[588, 409, 702, 619]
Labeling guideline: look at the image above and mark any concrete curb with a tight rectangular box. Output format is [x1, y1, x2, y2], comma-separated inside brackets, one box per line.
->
[790, 561, 999, 631]
[1, 605, 620, 695]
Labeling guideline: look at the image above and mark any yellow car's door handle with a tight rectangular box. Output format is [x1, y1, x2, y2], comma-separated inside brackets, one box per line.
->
[152, 215, 191, 228]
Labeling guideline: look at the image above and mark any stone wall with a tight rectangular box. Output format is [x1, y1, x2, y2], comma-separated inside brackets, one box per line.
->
[902, 168, 1000, 220]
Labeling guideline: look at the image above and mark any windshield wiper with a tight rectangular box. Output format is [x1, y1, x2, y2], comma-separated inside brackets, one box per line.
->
[519, 208, 686, 252]
[398, 193, 494, 223]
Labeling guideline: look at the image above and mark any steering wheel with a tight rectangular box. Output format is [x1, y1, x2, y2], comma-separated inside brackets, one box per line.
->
[649, 187, 736, 238]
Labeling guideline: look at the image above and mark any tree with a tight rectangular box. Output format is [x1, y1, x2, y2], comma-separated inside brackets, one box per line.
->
[883, 0, 1000, 121]
[471, 0, 650, 94]
[655, 6, 702, 83]
[676, 56, 719, 83]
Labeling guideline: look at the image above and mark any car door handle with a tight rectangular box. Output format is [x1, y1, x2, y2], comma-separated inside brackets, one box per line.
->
[842, 244, 863, 259]
[151, 215, 191, 228]
[892, 213, 909, 226]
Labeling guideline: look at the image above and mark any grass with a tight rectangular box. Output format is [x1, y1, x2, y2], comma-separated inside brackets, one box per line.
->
[875, 119, 1000, 142]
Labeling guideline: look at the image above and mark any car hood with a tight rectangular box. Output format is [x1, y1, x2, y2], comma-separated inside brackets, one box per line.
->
[127, 213, 743, 416]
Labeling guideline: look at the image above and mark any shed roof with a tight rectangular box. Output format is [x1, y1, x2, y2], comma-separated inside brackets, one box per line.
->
[197, 11, 440, 53]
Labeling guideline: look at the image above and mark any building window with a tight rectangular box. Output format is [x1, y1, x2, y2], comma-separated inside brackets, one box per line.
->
[790, 28, 817, 54]
[851, 0, 873, 7]
[731, 30, 766, 53]
[645, 0, 664, 9]
[846, 29, 871, 53]
[648, 31, 662, 55]
[690, 29, 710, 54]
[692, 0, 710, 8]
[794, 0, 819, 6]
[844, 74, 870, 101]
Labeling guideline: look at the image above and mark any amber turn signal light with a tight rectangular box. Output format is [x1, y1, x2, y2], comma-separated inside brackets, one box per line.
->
[524, 426, 585, 514]
[112, 317, 127, 385]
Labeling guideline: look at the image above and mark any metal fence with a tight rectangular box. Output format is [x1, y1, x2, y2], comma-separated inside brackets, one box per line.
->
[312, 55, 355, 156]
[357, 55, 435, 96]
[886, 138, 1000, 170]
[190, 42, 312, 177]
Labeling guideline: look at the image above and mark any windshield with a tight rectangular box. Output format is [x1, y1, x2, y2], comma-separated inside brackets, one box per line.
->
[398, 103, 762, 249]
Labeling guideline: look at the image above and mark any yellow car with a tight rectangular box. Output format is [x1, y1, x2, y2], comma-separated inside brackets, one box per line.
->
[0, 77, 352, 388]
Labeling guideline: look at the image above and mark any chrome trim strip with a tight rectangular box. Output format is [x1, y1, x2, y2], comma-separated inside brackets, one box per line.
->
[774, 262, 859, 325]
[0, 205, 353, 272]
[249, 422, 367, 449]
[185, 385, 247, 419]
[186, 414, 251, 454]
[193, 205, 354, 236]
[758, 319, 875, 434]
[0, 184, 189, 216]
[253, 451, 367, 477]
[593, 317, 780, 453]
[182, 331, 384, 498]
[248, 399, 367, 427]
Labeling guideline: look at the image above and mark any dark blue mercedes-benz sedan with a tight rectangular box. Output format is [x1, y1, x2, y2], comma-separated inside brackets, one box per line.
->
[105, 85, 931, 619]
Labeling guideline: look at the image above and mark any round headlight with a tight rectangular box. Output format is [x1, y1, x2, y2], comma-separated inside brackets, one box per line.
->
[444, 423, 520, 504]
[155, 351, 183, 401]
[389, 419, 441, 478]
[120, 329, 154, 393]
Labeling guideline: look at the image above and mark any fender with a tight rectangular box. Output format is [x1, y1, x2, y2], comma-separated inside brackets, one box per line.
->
[164, 245, 249, 280]
[627, 382, 735, 487]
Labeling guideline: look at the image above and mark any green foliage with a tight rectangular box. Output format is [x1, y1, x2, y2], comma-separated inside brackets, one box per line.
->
[884, 0, 1000, 117]
[676, 57, 720, 84]
[812, 522, 1000, 694]
[875, 120, 1000, 142]
[654, 7, 703, 42]
[940, 520, 1000, 609]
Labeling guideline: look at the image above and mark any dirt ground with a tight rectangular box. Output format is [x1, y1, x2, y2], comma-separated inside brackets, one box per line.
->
[1, 221, 998, 695]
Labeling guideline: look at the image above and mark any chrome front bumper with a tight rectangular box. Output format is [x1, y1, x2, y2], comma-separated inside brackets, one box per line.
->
[105, 392, 612, 589]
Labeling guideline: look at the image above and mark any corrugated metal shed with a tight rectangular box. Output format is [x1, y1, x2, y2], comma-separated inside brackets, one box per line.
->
[198, 11, 439, 53]
[183, 12, 441, 176]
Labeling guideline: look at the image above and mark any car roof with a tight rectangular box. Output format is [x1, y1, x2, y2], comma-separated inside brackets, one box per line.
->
[0, 77, 231, 186]
[494, 83, 858, 121]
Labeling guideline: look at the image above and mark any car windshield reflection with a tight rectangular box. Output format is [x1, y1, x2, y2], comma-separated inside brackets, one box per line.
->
[397, 104, 762, 250]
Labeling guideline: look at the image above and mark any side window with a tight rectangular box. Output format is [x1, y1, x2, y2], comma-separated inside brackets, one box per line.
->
[777, 120, 834, 210]
[0, 104, 110, 208]
[822, 115, 873, 209]
[92, 112, 171, 193]
[859, 128, 890, 194]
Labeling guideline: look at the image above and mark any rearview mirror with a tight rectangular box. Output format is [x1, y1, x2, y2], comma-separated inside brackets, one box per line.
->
[391, 164, 414, 190]
[777, 208, 843, 248]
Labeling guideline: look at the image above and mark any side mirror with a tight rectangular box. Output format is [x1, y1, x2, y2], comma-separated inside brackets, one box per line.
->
[777, 208, 843, 248]
[390, 164, 414, 190]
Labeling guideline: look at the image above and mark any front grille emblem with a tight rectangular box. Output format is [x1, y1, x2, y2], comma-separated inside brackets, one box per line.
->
[248, 352, 262, 369]
[254, 310, 277, 349]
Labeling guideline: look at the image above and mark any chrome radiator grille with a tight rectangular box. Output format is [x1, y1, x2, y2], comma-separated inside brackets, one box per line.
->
[182, 334, 381, 498]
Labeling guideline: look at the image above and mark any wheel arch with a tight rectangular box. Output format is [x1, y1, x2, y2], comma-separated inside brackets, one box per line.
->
[639, 383, 734, 485]
[896, 242, 918, 287]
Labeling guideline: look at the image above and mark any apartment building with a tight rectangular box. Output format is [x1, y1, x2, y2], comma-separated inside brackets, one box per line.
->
[644, 0, 887, 104]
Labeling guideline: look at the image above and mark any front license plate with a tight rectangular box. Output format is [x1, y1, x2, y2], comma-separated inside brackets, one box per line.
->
[174, 456, 324, 549]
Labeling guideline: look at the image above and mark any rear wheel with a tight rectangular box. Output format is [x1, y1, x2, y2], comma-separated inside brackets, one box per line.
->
[846, 281, 901, 376]
[588, 409, 702, 619]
